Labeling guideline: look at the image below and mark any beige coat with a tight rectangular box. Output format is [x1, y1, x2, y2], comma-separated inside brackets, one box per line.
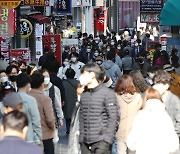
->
[29, 89, 55, 140]
[116, 93, 142, 142]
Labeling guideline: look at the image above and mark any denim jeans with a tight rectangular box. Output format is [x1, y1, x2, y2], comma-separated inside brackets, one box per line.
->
[112, 138, 117, 154]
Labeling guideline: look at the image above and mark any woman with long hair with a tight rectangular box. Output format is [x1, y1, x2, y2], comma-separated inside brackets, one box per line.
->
[127, 88, 179, 154]
[115, 75, 142, 154]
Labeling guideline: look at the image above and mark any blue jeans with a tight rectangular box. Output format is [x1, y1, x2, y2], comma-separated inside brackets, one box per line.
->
[112, 138, 117, 154]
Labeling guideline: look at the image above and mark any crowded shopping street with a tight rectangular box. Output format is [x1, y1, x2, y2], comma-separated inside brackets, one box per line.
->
[0, 0, 180, 154]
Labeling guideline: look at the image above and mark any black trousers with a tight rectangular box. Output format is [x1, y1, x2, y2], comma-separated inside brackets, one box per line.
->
[81, 141, 112, 154]
[43, 138, 54, 154]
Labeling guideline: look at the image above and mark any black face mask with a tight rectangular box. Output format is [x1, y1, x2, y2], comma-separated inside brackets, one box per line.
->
[21, 69, 27, 73]
[9, 75, 17, 82]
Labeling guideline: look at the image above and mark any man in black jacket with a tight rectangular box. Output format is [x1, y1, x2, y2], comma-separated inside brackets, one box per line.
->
[79, 62, 119, 154]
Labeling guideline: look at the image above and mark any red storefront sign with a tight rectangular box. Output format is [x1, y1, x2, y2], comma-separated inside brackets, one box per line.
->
[42, 35, 61, 65]
[95, 7, 105, 32]
[24, 0, 49, 6]
[0, 8, 15, 37]
[0, 37, 10, 61]
[10, 48, 31, 63]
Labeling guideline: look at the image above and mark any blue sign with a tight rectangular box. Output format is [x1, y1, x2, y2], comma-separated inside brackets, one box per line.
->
[53, 0, 72, 14]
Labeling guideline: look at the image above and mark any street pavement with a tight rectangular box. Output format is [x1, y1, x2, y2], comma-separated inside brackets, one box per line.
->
[55, 122, 69, 154]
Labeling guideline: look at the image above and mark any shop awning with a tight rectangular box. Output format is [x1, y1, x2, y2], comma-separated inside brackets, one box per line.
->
[29, 14, 51, 24]
[160, 0, 180, 26]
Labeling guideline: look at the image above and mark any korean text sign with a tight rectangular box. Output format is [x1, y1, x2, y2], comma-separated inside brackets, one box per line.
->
[24, 0, 49, 6]
[0, 8, 15, 37]
[53, 0, 72, 14]
[42, 35, 62, 65]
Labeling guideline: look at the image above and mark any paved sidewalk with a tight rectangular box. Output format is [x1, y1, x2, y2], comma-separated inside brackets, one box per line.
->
[55, 121, 69, 154]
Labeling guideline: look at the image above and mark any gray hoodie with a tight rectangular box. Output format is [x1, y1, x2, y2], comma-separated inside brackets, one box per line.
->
[103, 60, 122, 88]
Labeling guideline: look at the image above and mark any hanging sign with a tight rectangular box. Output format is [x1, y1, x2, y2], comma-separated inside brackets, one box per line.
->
[0, 8, 15, 37]
[42, 35, 62, 65]
[0, 0, 21, 8]
[20, 19, 33, 39]
[23, 0, 50, 6]
[53, 0, 72, 14]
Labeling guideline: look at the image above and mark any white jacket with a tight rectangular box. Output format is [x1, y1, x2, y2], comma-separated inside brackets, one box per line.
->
[127, 99, 179, 154]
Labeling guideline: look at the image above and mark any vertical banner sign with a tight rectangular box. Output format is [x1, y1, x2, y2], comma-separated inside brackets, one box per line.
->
[0, 37, 10, 61]
[24, 0, 50, 6]
[42, 35, 62, 65]
[10, 48, 31, 63]
[95, 7, 105, 32]
[53, 0, 72, 14]
[0, 8, 15, 37]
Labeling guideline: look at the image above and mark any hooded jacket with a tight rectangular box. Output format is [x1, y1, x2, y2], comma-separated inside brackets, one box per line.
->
[116, 93, 142, 142]
[102, 60, 122, 88]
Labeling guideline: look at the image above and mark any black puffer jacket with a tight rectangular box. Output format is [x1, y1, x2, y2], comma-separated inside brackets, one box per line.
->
[79, 84, 119, 144]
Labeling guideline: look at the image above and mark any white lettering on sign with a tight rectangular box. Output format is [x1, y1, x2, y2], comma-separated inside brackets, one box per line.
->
[140, 13, 160, 23]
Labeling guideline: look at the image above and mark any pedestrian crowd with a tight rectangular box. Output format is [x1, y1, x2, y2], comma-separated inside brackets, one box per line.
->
[0, 30, 179, 154]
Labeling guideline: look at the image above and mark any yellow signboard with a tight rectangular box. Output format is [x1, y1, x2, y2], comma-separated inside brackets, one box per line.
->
[0, 1, 21, 8]
[20, 19, 33, 39]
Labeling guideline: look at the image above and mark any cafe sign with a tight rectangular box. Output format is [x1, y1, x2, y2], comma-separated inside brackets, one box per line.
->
[20, 19, 33, 39]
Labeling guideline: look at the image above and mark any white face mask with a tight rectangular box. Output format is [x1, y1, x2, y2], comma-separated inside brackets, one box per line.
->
[135, 43, 138, 46]
[0, 76, 8, 83]
[94, 52, 99, 57]
[71, 57, 77, 63]
[87, 49, 91, 53]
[44, 77, 50, 85]
[149, 73, 155, 79]
[95, 40, 99, 43]
[96, 61, 103, 65]
[111, 42, 115, 45]
[63, 61, 69, 66]
[107, 48, 110, 52]
[147, 55, 151, 59]
[117, 46, 121, 50]
[79, 73, 92, 86]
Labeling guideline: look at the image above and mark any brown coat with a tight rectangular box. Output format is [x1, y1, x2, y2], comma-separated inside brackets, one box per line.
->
[116, 93, 142, 142]
[29, 89, 55, 140]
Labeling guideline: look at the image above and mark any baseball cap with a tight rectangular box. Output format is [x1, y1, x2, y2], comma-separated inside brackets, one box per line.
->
[3, 92, 23, 108]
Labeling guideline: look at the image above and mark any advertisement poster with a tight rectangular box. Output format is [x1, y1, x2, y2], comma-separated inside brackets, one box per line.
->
[0, 8, 15, 37]
[10, 48, 31, 63]
[42, 35, 62, 65]
[53, 0, 72, 14]
[147, 41, 159, 65]
[95, 7, 105, 32]
[0, 37, 10, 61]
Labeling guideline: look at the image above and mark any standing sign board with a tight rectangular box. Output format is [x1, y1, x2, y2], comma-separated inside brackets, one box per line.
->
[0, 8, 15, 37]
[42, 35, 62, 65]
[147, 41, 159, 65]
[23, 0, 50, 6]
[0, 37, 10, 62]
[53, 0, 72, 14]
[10, 48, 31, 63]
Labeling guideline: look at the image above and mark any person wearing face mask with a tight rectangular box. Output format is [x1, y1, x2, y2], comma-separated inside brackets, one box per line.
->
[16, 73, 42, 145]
[6, 65, 19, 91]
[18, 61, 27, 73]
[132, 39, 145, 59]
[95, 56, 103, 66]
[41, 69, 64, 144]
[79, 43, 93, 64]
[64, 52, 85, 80]
[57, 58, 69, 80]
[79, 62, 119, 154]
[153, 70, 180, 150]
[29, 72, 55, 154]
